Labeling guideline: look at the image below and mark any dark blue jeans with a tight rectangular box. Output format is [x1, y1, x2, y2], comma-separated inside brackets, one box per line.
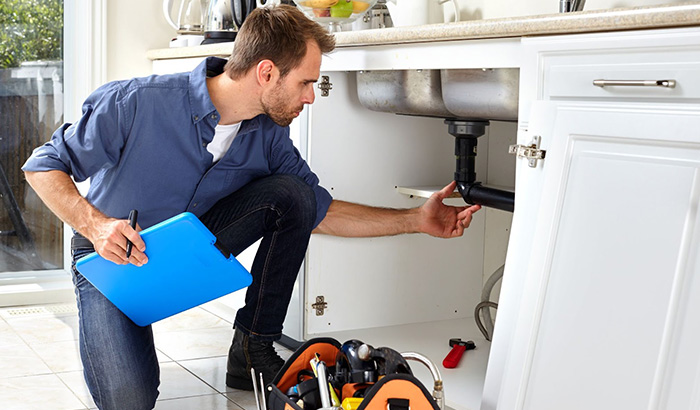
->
[70, 175, 316, 410]
[199, 174, 316, 340]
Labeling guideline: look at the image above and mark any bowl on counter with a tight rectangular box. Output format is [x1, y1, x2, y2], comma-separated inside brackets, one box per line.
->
[296, 0, 376, 25]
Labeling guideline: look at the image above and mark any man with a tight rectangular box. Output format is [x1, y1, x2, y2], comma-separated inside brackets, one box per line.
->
[22, 4, 480, 410]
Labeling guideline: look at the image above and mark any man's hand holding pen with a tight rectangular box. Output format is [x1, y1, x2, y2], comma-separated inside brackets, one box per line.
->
[125, 210, 138, 259]
[88, 211, 148, 267]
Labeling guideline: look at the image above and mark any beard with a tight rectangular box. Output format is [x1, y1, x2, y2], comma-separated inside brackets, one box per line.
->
[262, 85, 303, 127]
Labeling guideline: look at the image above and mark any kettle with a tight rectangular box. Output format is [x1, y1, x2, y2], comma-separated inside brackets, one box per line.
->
[232, 0, 259, 29]
[163, 0, 206, 34]
[203, 0, 238, 44]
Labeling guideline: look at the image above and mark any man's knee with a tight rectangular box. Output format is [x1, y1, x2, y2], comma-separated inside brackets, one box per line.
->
[271, 175, 317, 229]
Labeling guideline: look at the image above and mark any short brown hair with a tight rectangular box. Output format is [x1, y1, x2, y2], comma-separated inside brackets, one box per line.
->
[224, 4, 335, 80]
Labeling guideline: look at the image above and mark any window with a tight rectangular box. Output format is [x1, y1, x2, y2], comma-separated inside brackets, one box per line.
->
[0, 0, 64, 273]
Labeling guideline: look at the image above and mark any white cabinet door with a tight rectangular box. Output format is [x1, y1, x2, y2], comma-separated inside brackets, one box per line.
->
[498, 101, 700, 410]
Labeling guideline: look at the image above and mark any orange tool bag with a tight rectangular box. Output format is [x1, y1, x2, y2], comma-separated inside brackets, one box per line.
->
[265, 337, 442, 410]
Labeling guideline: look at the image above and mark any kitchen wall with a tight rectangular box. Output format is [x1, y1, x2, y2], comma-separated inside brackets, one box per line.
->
[105, 0, 179, 82]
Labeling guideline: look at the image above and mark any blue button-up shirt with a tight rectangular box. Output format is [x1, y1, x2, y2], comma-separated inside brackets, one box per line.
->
[22, 57, 332, 229]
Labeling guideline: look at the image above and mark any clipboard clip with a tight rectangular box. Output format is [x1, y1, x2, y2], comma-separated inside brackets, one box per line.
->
[213, 238, 232, 258]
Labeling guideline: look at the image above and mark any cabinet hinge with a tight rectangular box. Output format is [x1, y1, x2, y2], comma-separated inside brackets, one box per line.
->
[509, 135, 546, 168]
[312, 295, 327, 316]
[318, 76, 333, 97]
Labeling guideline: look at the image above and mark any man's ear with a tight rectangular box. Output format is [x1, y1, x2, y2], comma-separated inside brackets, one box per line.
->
[256, 59, 277, 86]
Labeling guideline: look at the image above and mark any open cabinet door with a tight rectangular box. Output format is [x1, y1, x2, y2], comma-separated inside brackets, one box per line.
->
[496, 101, 700, 410]
[481, 101, 556, 410]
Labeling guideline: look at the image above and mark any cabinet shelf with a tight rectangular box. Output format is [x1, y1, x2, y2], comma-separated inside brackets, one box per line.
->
[397, 186, 461, 199]
[397, 185, 514, 202]
[307, 317, 490, 410]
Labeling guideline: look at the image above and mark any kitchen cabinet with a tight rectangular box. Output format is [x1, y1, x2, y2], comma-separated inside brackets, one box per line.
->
[305, 27, 700, 410]
[493, 27, 700, 410]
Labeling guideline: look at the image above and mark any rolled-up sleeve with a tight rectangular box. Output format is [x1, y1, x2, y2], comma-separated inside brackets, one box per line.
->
[22, 82, 133, 182]
[269, 128, 332, 228]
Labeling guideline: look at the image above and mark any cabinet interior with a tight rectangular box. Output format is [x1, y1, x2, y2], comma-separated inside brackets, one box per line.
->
[303, 70, 517, 409]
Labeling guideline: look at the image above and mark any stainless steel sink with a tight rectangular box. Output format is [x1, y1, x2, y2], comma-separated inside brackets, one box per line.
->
[356, 68, 519, 121]
[441, 68, 519, 121]
[356, 69, 453, 118]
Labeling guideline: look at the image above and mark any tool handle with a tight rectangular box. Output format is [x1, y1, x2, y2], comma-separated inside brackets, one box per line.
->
[443, 345, 467, 368]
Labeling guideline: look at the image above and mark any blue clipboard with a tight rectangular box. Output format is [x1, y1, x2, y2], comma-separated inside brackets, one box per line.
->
[75, 212, 252, 326]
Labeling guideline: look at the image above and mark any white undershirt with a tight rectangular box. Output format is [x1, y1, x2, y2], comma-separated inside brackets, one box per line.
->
[208, 122, 241, 163]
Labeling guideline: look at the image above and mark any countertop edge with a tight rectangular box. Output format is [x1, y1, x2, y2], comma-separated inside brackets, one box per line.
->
[337, 3, 700, 46]
[147, 2, 700, 61]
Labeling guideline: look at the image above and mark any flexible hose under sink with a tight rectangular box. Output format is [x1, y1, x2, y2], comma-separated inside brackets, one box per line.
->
[476, 264, 504, 341]
[401, 351, 445, 410]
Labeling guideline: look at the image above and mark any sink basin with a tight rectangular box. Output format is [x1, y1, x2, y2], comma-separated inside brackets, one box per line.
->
[356, 68, 519, 121]
[441, 68, 519, 121]
[356, 69, 452, 118]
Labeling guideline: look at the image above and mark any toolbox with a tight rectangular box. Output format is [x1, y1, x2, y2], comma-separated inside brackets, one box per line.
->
[259, 337, 444, 410]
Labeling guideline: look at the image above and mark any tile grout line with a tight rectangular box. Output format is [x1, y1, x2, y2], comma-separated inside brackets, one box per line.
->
[54, 371, 92, 410]
[167, 353, 249, 409]
[155, 391, 247, 409]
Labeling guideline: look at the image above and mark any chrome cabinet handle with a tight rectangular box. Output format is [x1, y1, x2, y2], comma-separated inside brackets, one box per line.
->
[593, 79, 676, 88]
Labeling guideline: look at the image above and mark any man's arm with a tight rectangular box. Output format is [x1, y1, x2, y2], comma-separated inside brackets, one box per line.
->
[24, 170, 146, 266]
[313, 181, 481, 238]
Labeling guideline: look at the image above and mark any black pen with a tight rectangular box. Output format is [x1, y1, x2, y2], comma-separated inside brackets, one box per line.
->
[126, 209, 138, 258]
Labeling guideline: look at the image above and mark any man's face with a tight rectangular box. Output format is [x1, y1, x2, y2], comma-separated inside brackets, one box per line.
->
[262, 41, 321, 127]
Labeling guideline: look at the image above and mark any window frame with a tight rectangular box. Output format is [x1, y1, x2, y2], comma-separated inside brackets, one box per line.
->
[0, 0, 107, 306]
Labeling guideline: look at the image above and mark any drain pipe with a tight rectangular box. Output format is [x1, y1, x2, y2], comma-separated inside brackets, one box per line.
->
[447, 119, 515, 213]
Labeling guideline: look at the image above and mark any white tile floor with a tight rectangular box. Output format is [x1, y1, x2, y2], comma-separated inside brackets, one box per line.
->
[0, 303, 293, 410]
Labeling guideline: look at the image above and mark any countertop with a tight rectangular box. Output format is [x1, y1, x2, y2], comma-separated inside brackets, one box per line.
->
[147, 1, 700, 60]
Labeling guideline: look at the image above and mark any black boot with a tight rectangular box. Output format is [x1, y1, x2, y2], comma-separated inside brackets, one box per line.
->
[226, 328, 285, 390]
